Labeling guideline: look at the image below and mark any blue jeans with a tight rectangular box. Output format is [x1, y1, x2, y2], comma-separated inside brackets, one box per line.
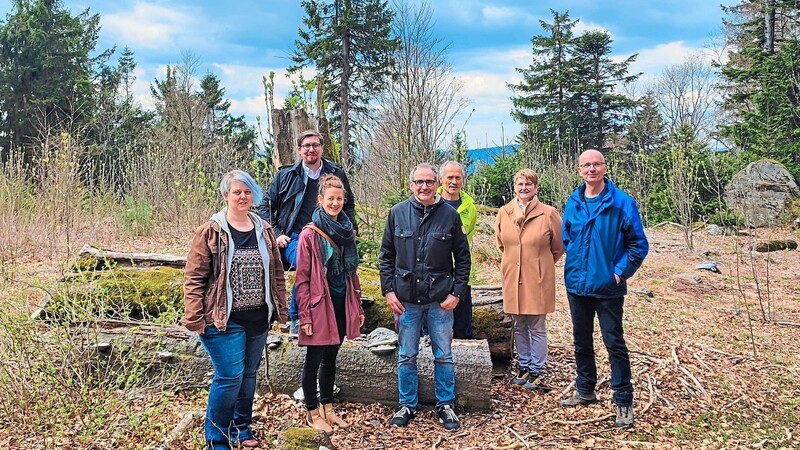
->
[283, 233, 299, 321]
[511, 313, 547, 372]
[199, 322, 268, 449]
[397, 302, 455, 409]
[567, 293, 633, 406]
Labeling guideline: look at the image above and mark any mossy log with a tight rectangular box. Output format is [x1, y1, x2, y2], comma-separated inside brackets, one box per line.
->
[72, 321, 492, 411]
[76, 244, 187, 270]
[266, 339, 493, 412]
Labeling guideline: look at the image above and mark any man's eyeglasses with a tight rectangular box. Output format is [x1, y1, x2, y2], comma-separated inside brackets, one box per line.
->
[300, 143, 322, 150]
[412, 179, 436, 187]
[579, 162, 606, 170]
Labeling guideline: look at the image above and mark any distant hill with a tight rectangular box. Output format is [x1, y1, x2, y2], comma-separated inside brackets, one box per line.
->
[466, 144, 519, 173]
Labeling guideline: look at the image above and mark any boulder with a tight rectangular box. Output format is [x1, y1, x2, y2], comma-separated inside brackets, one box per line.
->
[724, 160, 799, 227]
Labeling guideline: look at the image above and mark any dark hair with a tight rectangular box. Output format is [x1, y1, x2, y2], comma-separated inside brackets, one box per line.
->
[317, 174, 346, 201]
[297, 129, 323, 147]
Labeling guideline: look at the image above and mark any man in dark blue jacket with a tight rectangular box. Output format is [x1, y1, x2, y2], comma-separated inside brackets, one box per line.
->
[379, 163, 471, 432]
[560, 149, 649, 428]
[258, 130, 356, 333]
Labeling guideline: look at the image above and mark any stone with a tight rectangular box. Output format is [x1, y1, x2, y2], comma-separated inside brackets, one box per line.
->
[631, 288, 654, 298]
[674, 273, 701, 284]
[724, 160, 799, 227]
[695, 261, 721, 274]
[707, 224, 725, 236]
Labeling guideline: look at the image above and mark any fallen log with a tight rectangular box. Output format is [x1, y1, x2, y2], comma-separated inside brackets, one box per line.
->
[76, 244, 187, 270]
[266, 338, 493, 412]
[75, 321, 493, 411]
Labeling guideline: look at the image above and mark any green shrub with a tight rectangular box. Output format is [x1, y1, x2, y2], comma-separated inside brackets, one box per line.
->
[121, 196, 154, 236]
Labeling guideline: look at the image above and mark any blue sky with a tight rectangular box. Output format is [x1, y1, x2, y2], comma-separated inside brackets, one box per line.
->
[3, 0, 736, 149]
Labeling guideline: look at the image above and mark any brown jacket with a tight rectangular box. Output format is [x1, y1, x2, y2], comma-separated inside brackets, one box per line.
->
[295, 226, 363, 346]
[182, 211, 288, 333]
[495, 198, 565, 315]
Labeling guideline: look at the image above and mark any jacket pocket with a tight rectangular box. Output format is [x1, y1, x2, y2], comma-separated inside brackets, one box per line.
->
[309, 294, 325, 309]
[394, 268, 413, 302]
[428, 270, 453, 304]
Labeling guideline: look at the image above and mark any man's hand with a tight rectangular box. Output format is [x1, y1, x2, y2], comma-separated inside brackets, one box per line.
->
[440, 294, 460, 311]
[385, 292, 405, 314]
[301, 324, 313, 336]
[276, 234, 291, 248]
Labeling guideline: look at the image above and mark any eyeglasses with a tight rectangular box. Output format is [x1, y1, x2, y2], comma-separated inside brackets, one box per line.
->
[412, 179, 436, 187]
[579, 162, 606, 170]
[300, 143, 322, 150]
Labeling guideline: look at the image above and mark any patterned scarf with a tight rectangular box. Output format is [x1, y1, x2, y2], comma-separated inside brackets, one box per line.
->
[311, 207, 359, 276]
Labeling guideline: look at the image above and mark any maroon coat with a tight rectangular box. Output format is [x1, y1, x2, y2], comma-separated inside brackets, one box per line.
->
[295, 225, 363, 346]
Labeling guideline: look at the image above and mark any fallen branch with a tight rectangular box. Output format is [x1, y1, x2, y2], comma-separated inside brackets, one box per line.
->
[431, 435, 443, 450]
[550, 413, 614, 426]
[678, 365, 706, 395]
[754, 364, 800, 377]
[671, 345, 681, 368]
[505, 426, 531, 450]
[559, 380, 576, 398]
[721, 395, 745, 412]
[640, 375, 656, 416]
[156, 410, 203, 449]
[692, 352, 712, 372]
[774, 321, 800, 327]
[77, 244, 187, 268]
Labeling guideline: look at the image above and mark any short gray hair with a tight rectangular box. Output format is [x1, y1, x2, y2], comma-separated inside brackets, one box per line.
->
[219, 170, 263, 205]
[438, 160, 466, 179]
[409, 163, 438, 182]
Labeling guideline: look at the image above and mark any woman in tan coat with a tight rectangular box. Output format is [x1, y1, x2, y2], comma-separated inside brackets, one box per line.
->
[495, 169, 565, 391]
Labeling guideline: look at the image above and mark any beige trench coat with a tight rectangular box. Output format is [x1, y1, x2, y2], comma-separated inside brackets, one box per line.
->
[495, 198, 565, 315]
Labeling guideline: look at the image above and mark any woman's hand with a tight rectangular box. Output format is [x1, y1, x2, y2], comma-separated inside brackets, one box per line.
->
[358, 314, 365, 328]
[301, 324, 313, 336]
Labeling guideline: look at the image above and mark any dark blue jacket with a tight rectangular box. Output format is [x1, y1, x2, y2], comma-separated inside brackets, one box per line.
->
[378, 195, 471, 305]
[562, 178, 649, 298]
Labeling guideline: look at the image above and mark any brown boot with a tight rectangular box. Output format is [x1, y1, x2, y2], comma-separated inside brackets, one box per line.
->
[307, 407, 333, 434]
[322, 403, 349, 428]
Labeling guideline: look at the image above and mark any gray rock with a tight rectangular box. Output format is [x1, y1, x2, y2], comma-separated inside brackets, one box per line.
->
[696, 261, 721, 274]
[631, 288, 654, 298]
[674, 273, 702, 284]
[707, 224, 725, 236]
[365, 327, 398, 348]
[724, 160, 799, 227]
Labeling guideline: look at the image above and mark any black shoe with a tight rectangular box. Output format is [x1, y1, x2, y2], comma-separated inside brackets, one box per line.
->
[512, 367, 531, 385]
[522, 372, 551, 392]
[615, 405, 634, 428]
[390, 406, 415, 427]
[437, 405, 460, 431]
[558, 391, 598, 407]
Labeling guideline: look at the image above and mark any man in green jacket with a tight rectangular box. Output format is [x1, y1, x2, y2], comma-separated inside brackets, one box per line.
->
[438, 161, 478, 339]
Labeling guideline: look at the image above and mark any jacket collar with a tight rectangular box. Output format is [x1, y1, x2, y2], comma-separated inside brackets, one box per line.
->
[435, 187, 475, 212]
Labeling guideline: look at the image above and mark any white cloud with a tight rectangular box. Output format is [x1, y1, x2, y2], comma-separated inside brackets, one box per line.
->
[102, 3, 194, 49]
[573, 20, 608, 35]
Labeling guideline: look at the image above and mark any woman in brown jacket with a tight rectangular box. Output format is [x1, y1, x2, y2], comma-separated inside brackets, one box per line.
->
[183, 170, 288, 450]
[295, 174, 364, 434]
[495, 169, 565, 391]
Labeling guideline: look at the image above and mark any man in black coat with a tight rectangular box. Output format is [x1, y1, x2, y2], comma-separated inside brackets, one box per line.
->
[379, 163, 470, 432]
[258, 130, 356, 332]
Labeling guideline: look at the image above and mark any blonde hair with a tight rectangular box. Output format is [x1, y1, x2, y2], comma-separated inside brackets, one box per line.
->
[513, 168, 539, 185]
[318, 174, 346, 200]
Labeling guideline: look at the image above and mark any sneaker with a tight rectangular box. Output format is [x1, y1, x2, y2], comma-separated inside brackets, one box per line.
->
[289, 318, 300, 336]
[522, 372, 551, 392]
[512, 367, 530, 385]
[436, 405, 461, 431]
[390, 406, 415, 427]
[558, 391, 598, 407]
[615, 405, 634, 428]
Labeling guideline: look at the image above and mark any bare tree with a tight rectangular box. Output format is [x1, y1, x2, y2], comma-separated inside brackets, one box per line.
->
[368, 0, 467, 196]
[654, 54, 717, 140]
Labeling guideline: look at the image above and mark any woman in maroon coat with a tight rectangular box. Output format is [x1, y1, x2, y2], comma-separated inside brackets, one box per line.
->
[295, 174, 364, 434]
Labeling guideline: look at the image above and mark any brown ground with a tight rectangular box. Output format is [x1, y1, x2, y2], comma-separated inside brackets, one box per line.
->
[1, 222, 799, 449]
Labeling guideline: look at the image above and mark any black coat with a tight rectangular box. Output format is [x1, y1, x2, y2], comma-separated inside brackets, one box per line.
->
[257, 159, 357, 239]
[378, 196, 471, 305]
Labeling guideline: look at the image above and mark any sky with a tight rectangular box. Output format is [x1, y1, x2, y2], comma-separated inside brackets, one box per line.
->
[2, 0, 738, 150]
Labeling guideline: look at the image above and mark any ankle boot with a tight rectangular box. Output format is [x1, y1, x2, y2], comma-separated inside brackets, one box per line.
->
[307, 407, 333, 434]
[322, 403, 349, 428]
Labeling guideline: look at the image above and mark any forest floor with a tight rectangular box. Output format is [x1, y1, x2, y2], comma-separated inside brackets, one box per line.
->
[1, 221, 799, 449]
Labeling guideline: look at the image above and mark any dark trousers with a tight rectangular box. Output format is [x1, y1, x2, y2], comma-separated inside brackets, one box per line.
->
[302, 343, 342, 410]
[452, 286, 474, 339]
[567, 293, 633, 406]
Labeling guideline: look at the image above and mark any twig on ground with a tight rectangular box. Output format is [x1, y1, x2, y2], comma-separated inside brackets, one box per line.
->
[671, 345, 681, 368]
[692, 352, 712, 372]
[505, 426, 531, 450]
[755, 364, 800, 377]
[432, 435, 443, 450]
[678, 365, 706, 395]
[657, 392, 674, 409]
[774, 321, 800, 327]
[550, 413, 614, 425]
[156, 410, 203, 449]
[560, 380, 575, 398]
[721, 395, 745, 411]
[678, 376, 700, 396]
[640, 375, 656, 415]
